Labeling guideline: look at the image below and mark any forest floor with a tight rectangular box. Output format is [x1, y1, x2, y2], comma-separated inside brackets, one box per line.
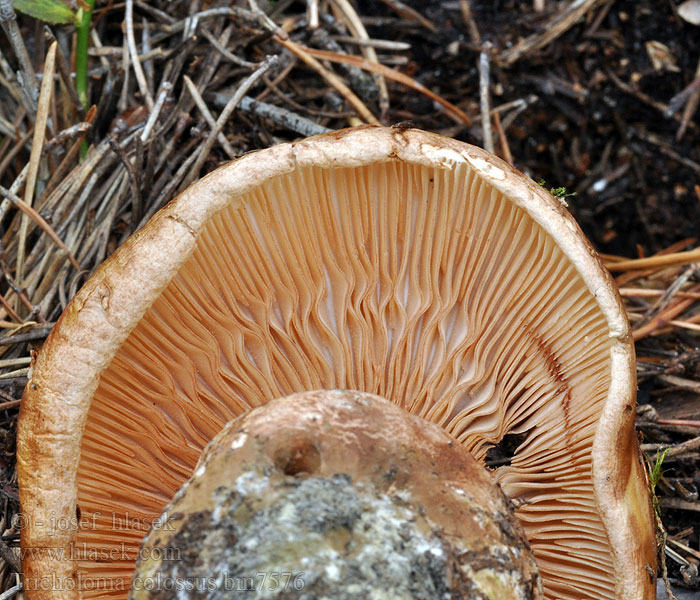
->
[0, 0, 698, 597]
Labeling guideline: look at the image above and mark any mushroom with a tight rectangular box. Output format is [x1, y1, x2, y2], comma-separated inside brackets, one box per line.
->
[130, 389, 543, 599]
[18, 126, 656, 599]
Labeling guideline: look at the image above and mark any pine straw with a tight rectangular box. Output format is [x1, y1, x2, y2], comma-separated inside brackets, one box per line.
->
[0, 0, 697, 596]
[606, 244, 700, 596]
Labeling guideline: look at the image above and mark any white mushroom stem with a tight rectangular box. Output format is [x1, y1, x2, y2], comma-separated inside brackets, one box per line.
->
[130, 390, 543, 600]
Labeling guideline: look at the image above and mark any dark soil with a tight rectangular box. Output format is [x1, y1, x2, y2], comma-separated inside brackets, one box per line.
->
[357, 0, 700, 257]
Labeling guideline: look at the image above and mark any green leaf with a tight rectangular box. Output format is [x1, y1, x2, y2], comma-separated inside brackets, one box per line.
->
[13, 0, 75, 25]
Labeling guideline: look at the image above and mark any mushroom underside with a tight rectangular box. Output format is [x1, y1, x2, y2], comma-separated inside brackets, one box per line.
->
[79, 160, 613, 598]
[18, 128, 654, 600]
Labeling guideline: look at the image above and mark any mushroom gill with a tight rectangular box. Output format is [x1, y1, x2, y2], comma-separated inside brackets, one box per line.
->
[19, 127, 654, 600]
[80, 160, 607, 598]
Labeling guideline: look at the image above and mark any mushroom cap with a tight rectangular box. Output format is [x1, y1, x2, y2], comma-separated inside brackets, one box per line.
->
[18, 126, 656, 599]
[131, 390, 543, 599]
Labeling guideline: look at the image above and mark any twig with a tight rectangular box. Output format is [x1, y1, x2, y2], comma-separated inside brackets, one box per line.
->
[125, 0, 154, 110]
[0, 160, 28, 227]
[0, 537, 19, 572]
[0, 0, 37, 109]
[199, 28, 259, 69]
[659, 498, 700, 513]
[0, 295, 21, 324]
[606, 70, 667, 114]
[606, 69, 695, 131]
[0, 321, 28, 328]
[2, 268, 44, 321]
[254, 2, 372, 123]
[668, 319, 700, 333]
[492, 110, 513, 164]
[44, 122, 93, 152]
[309, 28, 378, 115]
[459, 0, 481, 45]
[478, 45, 493, 153]
[44, 27, 84, 119]
[183, 57, 277, 189]
[632, 285, 700, 341]
[42, 106, 97, 200]
[648, 375, 700, 396]
[307, 0, 319, 29]
[330, 0, 390, 116]
[89, 25, 112, 71]
[620, 288, 700, 300]
[0, 130, 31, 184]
[666, 76, 700, 117]
[634, 129, 700, 174]
[585, 0, 614, 35]
[659, 530, 681, 600]
[17, 42, 56, 289]
[162, 7, 254, 35]
[183, 76, 237, 159]
[214, 95, 332, 137]
[134, 0, 176, 24]
[0, 358, 30, 369]
[377, 0, 438, 33]
[88, 45, 171, 62]
[614, 240, 698, 287]
[254, 56, 299, 106]
[0, 582, 21, 600]
[677, 57, 700, 141]
[138, 146, 199, 229]
[299, 46, 471, 125]
[500, 0, 607, 65]
[0, 186, 81, 271]
[605, 247, 700, 271]
[332, 36, 410, 51]
[140, 81, 172, 142]
[141, 17, 154, 94]
[0, 377, 26, 388]
[118, 33, 130, 112]
[651, 435, 700, 459]
[494, 96, 538, 130]
[275, 37, 381, 125]
[260, 73, 355, 118]
[657, 419, 700, 428]
[247, 0, 286, 38]
[107, 139, 141, 228]
[0, 368, 28, 380]
[667, 538, 700, 564]
[638, 265, 697, 324]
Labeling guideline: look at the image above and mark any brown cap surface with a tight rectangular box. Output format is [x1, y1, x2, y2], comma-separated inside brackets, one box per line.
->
[130, 390, 542, 599]
[18, 126, 656, 599]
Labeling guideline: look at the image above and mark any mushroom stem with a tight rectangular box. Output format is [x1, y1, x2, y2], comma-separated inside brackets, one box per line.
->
[130, 390, 543, 600]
